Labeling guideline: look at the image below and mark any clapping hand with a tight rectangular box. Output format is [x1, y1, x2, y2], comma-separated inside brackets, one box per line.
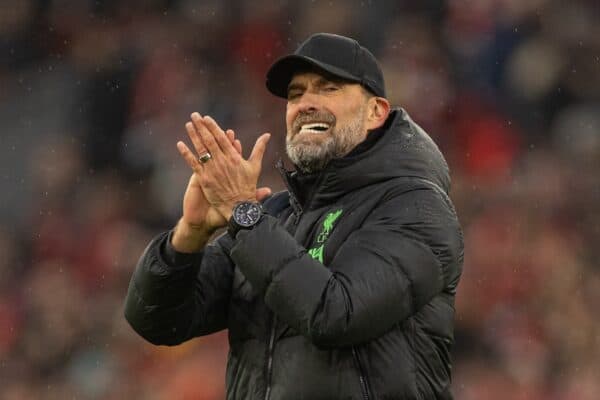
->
[171, 113, 271, 252]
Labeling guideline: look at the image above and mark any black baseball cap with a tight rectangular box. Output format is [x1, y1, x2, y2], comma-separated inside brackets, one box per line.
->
[266, 33, 386, 99]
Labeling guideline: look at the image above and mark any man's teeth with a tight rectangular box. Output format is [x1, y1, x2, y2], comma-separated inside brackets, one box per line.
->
[299, 123, 330, 134]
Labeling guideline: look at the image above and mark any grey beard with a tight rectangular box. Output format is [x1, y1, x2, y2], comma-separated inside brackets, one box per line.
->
[286, 136, 336, 173]
[286, 112, 366, 174]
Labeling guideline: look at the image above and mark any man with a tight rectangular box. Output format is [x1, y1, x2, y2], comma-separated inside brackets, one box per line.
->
[125, 33, 463, 399]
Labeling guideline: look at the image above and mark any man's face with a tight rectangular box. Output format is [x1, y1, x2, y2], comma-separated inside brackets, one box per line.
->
[285, 71, 371, 173]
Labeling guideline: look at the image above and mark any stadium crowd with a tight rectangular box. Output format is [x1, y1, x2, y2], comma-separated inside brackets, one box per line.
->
[0, 0, 598, 398]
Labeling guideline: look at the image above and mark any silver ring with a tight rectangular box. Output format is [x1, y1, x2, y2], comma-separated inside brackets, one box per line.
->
[198, 152, 212, 164]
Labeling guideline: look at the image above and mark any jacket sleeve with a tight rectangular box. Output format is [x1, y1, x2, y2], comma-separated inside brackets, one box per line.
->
[230, 188, 463, 347]
[124, 230, 235, 346]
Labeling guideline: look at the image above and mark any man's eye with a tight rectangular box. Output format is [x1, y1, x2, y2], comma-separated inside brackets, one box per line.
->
[287, 92, 300, 100]
[324, 86, 339, 92]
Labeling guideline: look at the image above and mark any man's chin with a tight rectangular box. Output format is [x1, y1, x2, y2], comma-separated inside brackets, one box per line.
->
[287, 146, 330, 172]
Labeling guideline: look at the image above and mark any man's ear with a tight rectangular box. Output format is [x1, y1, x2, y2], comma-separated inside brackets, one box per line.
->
[365, 96, 391, 130]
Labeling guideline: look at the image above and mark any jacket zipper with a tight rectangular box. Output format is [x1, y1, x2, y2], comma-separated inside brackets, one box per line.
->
[264, 206, 302, 400]
[352, 347, 372, 400]
[264, 314, 277, 400]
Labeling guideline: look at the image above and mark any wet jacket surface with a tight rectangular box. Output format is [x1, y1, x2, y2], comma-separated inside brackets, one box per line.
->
[124, 108, 464, 400]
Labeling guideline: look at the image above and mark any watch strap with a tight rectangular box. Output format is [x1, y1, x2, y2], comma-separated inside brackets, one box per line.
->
[227, 217, 242, 239]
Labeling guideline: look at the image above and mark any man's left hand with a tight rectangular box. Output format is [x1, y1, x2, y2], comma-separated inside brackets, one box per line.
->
[182, 112, 271, 221]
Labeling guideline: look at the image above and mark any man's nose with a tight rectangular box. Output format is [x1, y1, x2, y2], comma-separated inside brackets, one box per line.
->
[296, 92, 319, 113]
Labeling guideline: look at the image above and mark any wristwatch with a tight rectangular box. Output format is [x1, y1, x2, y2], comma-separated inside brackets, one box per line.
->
[228, 201, 264, 238]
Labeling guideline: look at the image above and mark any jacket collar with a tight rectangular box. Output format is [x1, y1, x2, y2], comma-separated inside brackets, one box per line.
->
[278, 108, 450, 211]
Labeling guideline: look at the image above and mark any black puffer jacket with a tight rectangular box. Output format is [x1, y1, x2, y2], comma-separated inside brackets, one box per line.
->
[125, 108, 464, 400]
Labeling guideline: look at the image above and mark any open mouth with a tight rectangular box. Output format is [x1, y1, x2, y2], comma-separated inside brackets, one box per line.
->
[298, 122, 331, 134]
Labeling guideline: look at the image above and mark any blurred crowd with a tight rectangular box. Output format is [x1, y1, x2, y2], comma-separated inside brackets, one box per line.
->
[0, 0, 598, 399]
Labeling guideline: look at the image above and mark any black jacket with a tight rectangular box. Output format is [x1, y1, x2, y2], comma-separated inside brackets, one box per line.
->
[125, 108, 464, 399]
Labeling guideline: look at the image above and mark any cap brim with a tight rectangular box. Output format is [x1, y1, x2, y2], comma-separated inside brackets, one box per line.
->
[266, 55, 361, 98]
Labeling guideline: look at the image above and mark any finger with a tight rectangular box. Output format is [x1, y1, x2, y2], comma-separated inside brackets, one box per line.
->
[185, 121, 209, 157]
[226, 129, 242, 155]
[226, 129, 235, 143]
[256, 187, 272, 201]
[249, 133, 271, 167]
[203, 115, 237, 157]
[176, 141, 202, 172]
[191, 112, 220, 157]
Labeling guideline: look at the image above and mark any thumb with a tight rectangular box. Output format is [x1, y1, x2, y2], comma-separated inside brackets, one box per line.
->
[249, 133, 271, 167]
[255, 187, 272, 201]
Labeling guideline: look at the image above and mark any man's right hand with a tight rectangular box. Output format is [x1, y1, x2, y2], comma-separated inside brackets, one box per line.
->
[172, 127, 241, 253]
[171, 174, 225, 252]
[173, 122, 271, 253]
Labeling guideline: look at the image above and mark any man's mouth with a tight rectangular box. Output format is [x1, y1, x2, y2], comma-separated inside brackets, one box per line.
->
[298, 122, 331, 134]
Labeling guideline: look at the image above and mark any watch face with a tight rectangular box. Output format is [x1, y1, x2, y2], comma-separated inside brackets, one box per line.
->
[233, 202, 262, 227]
